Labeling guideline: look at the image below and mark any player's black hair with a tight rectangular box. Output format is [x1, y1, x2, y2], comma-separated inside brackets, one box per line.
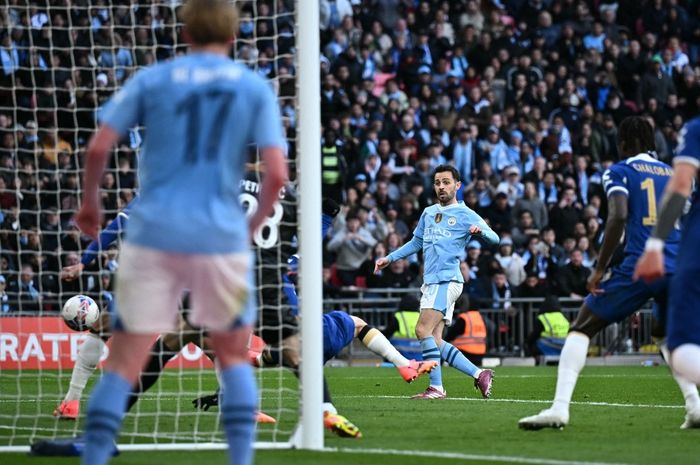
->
[618, 116, 655, 156]
[433, 164, 460, 182]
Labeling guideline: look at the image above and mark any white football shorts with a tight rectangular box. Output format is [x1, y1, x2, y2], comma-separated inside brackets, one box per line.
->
[114, 243, 255, 333]
[420, 281, 463, 325]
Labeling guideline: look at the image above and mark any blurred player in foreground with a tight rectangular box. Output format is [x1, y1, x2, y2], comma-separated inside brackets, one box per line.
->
[76, 2, 287, 465]
[636, 116, 700, 428]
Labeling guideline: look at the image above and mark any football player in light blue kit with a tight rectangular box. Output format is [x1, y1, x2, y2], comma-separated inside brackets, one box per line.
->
[636, 116, 700, 428]
[75, 2, 288, 465]
[375, 164, 499, 399]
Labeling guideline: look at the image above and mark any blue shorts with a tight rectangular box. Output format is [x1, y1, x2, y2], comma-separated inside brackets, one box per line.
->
[584, 268, 668, 323]
[667, 267, 700, 351]
[323, 311, 356, 363]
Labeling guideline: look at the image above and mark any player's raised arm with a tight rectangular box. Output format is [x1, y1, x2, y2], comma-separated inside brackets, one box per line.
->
[375, 211, 425, 273]
[469, 217, 499, 246]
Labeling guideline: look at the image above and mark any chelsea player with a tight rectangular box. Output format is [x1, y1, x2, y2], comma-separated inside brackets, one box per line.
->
[636, 116, 700, 428]
[520, 116, 699, 430]
[375, 164, 499, 399]
[75, 2, 288, 465]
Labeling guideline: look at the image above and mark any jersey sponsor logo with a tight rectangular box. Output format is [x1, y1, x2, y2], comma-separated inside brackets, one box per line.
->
[447, 217, 457, 226]
[425, 226, 453, 241]
[435, 213, 443, 223]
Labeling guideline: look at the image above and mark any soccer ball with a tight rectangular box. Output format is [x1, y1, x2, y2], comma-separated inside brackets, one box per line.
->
[61, 295, 100, 332]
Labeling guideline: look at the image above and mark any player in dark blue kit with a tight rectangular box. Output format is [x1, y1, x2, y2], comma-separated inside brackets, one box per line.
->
[636, 116, 700, 428]
[520, 116, 699, 429]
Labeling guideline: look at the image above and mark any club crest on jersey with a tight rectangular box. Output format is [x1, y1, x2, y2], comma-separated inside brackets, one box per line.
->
[447, 217, 457, 226]
[435, 213, 443, 223]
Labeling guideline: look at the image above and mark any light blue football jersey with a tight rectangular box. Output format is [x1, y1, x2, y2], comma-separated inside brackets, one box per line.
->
[99, 52, 286, 254]
[388, 202, 499, 284]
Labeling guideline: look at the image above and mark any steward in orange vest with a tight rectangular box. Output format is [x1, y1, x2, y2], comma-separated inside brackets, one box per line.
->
[445, 295, 487, 366]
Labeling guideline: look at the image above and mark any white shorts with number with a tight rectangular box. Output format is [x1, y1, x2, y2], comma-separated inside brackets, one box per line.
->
[114, 243, 255, 334]
[420, 281, 463, 325]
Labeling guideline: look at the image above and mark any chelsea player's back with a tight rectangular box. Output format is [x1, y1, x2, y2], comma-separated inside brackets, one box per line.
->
[602, 152, 681, 274]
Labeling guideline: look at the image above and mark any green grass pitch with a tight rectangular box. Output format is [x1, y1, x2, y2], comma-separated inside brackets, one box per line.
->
[1, 366, 699, 465]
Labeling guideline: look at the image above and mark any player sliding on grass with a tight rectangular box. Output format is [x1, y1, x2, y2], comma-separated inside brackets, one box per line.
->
[519, 116, 700, 430]
[375, 164, 499, 400]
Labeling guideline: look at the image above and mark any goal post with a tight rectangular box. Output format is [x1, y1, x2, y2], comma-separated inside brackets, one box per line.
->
[296, 0, 324, 451]
[0, 0, 323, 454]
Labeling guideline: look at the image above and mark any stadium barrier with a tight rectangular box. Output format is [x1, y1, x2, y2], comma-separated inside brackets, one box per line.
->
[322, 288, 657, 358]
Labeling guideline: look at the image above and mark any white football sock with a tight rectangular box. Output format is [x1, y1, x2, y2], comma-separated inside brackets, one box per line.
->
[672, 344, 700, 386]
[552, 332, 589, 412]
[360, 327, 409, 367]
[660, 342, 700, 410]
[65, 333, 105, 401]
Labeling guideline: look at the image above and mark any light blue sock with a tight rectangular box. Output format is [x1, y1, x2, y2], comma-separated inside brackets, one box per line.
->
[420, 336, 442, 388]
[440, 341, 480, 378]
[220, 363, 257, 465]
[82, 371, 131, 465]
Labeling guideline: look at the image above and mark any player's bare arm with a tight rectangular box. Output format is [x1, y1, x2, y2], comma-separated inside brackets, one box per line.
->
[588, 193, 627, 295]
[635, 162, 697, 283]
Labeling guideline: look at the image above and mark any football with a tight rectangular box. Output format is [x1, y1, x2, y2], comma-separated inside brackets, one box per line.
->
[61, 295, 101, 332]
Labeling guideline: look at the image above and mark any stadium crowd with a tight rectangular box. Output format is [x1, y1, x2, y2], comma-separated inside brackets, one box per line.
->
[0, 0, 698, 312]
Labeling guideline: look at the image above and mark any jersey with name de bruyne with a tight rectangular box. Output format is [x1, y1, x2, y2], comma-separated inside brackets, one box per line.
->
[99, 52, 286, 254]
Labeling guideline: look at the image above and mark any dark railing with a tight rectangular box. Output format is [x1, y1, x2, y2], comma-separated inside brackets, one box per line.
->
[323, 288, 657, 358]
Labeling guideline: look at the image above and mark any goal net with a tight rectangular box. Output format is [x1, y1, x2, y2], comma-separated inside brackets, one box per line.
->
[0, 0, 319, 452]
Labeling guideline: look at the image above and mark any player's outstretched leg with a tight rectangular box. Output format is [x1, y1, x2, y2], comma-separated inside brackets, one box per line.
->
[353, 316, 436, 383]
[82, 333, 155, 465]
[659, 341, 700, 428]
[439, 341, 493, 398]
[55, 333, 105, 420]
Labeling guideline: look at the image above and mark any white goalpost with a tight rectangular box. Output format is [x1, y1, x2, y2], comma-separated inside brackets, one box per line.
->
[0, 0, 322, 454]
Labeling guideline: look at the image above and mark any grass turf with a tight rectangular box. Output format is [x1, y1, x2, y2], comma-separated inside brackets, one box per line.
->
[1, 365, 699, 465]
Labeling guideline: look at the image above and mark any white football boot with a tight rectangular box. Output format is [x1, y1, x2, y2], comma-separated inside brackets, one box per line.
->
[518, 408, 569, 430]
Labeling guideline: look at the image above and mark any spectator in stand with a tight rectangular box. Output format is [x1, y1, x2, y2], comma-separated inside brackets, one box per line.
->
[494, 236, 526, 287]
[513, 181, 548, 231]
[549, 187, 582, 240]
[511, 210, 541, 251]
[516, 270, 548, 299]
[485, 191, 513, 237]
[557, 249, 590, 300]
[327, 210, 377, 286]
[8, 264, 42, 312]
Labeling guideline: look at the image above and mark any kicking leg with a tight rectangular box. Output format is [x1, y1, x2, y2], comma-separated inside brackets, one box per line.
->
[54, 333, 106, 419]
[352, 315, 436, 383]
[519, 304, 607, 430]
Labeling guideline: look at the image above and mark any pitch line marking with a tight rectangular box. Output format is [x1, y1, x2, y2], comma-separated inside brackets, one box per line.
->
[330, 447, 638, 465]
[338, 395, 684, 409]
